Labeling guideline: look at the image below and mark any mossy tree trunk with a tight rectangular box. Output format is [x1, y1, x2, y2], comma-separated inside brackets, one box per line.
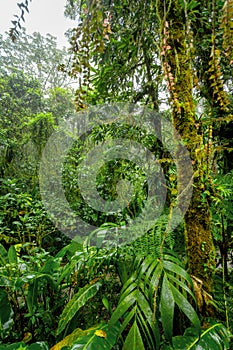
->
[157, 0, 215, 294]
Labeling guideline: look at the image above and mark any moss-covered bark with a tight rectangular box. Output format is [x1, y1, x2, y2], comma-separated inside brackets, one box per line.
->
[157, 0, 215, 294]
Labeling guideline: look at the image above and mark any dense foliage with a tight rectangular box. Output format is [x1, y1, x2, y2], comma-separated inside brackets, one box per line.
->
[0, 0, 233, 349]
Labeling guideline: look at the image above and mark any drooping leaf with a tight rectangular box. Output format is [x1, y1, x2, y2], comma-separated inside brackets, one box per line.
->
[57, 282, 102, 335]
[110, 276, 156, 349]
[170, 284, 201, 331]
[119, 275, 138, 302]
[148, 260, 163, 300]
[136, 308, 157, 350]
[160, 275, 174, 341]
[118, 306, 137, 337]
[167, 274, 196, 301]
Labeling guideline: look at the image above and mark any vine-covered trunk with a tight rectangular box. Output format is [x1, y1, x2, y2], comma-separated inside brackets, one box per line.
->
[157, 0, 215, 294]
[184, 188, 215, 293]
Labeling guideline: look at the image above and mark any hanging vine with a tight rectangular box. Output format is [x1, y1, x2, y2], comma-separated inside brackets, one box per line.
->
[207, 0, 230, 112]
[66, 1, 112, 110]
[220, 0, 233, 63]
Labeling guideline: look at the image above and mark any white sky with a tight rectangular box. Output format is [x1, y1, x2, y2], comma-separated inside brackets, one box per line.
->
[0, 0, 76, 47]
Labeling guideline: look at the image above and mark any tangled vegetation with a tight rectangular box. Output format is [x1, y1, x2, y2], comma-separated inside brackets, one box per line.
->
[0, 0, 233, 349]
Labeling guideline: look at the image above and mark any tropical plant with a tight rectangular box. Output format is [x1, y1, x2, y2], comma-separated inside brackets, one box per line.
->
[3, 0, 233, 349]
[49, 245, 230, 350]
[0, 239, 122, 345]
[0, 242, 64, 343]
[108, 251, 200, 349]
[162, 322, 230, 350]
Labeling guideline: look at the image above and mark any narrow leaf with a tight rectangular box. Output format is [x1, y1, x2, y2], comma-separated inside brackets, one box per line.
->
[163, 260, 193, 285]
[8, 245, 17, 264]
[109, 289, 138, 326]
[160, 275, 174, 341]
[122, 321, 145, 350]
[170, 284, 201, 330]
[167, 274, 196, 301]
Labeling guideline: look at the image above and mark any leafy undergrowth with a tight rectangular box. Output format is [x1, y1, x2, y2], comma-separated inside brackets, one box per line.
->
[0, 242, 231, 350]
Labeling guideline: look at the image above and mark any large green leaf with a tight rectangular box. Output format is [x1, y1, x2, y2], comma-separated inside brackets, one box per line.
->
[26, 273, 56, 314]
[110, 278, 156, 349]
[57, 282, 102, 335]
[0, 289, 14, 337]
[51, 327, 94, 350]
[122, 321, 145, 350]
[160, 275, 174, 341]
[68, 323, 120, 350]
[172, 323, 230, 349]
[170, 284, 200, 331]
[157, 254, 200, 342]
[40, 257, 60, 275]
[148, 261, 163, 300]
[110, 252, 201, 349]
[7, 245, 17, 264]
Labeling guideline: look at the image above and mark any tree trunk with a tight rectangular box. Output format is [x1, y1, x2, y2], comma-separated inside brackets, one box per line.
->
[157, 0, 215, 294]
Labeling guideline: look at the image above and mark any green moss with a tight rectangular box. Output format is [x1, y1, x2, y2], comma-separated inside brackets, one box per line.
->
[157, 0, 216, 295]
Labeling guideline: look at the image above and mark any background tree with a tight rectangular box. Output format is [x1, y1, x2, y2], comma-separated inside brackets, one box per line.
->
[0, 30, 76, 187]
[0, 29, 74, 89]
[0, 71, 43, 178]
